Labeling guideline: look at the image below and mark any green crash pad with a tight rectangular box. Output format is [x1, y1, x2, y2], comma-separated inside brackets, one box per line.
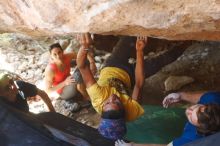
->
[125, 105, 187, 144]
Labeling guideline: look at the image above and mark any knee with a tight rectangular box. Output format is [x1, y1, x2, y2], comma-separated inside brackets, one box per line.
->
[60, 83, 78, 100]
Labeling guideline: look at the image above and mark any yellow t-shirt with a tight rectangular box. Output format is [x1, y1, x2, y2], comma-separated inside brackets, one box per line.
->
[87, 67, 144, 121]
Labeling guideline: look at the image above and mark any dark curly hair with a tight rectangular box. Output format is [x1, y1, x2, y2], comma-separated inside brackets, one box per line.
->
[49, 43, 63, 53]
[197, 104, 220, 136]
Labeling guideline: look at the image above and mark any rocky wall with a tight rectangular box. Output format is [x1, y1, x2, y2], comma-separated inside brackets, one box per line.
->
[0, 0, 220, 40]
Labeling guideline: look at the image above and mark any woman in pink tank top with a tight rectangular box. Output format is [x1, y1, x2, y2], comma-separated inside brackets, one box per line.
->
[44, 43, 96, 101]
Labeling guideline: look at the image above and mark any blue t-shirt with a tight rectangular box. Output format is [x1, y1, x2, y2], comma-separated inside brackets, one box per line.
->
[173, 92, 220, 146]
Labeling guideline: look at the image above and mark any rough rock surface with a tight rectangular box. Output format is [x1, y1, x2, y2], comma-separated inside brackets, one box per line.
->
[142, 41, 220, 104]
[0, 0, 220, 40]
[164, 75, 194, 91]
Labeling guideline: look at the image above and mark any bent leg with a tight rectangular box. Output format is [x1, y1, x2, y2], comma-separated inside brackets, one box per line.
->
[103, 36, 136, 85]
[77, 83, 90, 101]
[72, 68, 90, 100]
[60, 83, 78, 100]
[104, 36, 136, 66]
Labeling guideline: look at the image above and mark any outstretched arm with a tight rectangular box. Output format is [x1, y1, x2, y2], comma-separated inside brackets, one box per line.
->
[132, 37, 147, 101]
[163, 91, 206, 108]
[37, 88, 55, 112]
[179, 91, 205, 103]
[77, 33, 96, 88]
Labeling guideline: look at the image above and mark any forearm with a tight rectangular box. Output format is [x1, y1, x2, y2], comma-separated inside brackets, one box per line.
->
[77, 46, 89, 69]
[135, 50, 145, 87]
[132, 85, 142, 101]
[45, 81, 65, 94]
[179, 91, 205, 104]
[37, 89, 55, 112]
[132, 50, 144, 100]
[76, 33, 97, 87]
[87, 49, 97, 75]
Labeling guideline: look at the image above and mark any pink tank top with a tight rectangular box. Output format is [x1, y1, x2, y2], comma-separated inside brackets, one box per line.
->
[49, 55, 71, 94]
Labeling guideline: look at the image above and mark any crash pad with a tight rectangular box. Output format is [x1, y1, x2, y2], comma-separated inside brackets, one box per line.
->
[125, 105, 187, 144]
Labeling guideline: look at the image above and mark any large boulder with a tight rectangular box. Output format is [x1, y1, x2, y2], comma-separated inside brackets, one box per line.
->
[0, 0, 220, 40]
[164, 75, 194, 91]
[142, 41, 220, 104]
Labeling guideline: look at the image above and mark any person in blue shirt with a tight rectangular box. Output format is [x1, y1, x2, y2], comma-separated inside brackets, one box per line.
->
[115, 91, 220, 146]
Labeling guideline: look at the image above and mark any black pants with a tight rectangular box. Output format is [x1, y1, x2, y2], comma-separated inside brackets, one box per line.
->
[104, 36, 186, 87]
[103, 36, 136, 85]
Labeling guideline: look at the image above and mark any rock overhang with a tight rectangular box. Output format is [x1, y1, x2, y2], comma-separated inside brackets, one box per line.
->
[0, 0, 220, 40]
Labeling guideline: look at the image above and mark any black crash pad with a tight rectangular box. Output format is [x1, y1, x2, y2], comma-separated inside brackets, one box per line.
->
[0, 99, 71, 146]
[36, 112, 114, 146]
[0, 99, 114, 146]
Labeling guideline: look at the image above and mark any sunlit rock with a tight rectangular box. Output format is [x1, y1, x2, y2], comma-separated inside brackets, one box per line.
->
[0, 0, 220, 40]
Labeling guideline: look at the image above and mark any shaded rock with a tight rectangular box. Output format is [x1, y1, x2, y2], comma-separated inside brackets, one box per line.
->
[164, 75, 194, 91]
[142, 72, 168, 105]
[17, 44, 26, 51]
[142, 41, 220, 105]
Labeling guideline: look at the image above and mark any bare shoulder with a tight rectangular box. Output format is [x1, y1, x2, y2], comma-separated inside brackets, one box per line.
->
[45, 65, 55, 77]
[45, 64, 53, 72]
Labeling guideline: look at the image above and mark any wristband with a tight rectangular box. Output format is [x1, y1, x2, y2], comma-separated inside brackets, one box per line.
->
[84, 48, 89, 51]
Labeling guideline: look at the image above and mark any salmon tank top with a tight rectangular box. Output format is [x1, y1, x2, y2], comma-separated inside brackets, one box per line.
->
[49, 56, 71, 94]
